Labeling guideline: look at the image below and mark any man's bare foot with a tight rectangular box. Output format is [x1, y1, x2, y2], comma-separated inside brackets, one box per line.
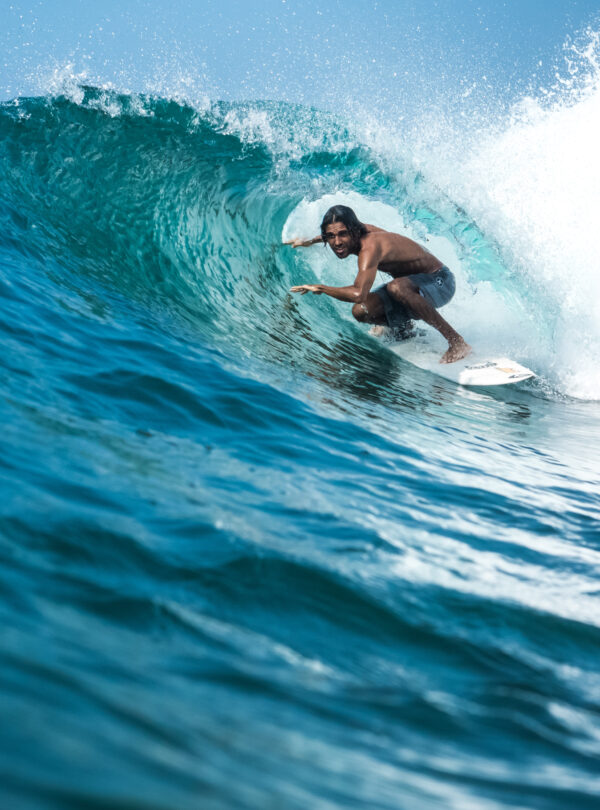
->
[440, 339, 471, 364]
[369, 325, 391, 338]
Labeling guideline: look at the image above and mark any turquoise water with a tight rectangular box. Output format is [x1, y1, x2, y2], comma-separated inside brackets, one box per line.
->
[1, 88, 600, 809]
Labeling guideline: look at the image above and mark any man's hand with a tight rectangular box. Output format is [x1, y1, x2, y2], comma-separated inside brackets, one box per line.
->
[290, 284, 323, 295]
[440, 338, 471, 364]
[283, 238, 317, 248]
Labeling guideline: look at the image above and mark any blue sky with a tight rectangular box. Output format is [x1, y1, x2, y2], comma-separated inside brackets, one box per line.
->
[2, 0, 599, 111]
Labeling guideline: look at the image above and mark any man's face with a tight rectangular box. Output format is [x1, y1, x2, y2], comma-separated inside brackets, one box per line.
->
[324, 222, 354, 259]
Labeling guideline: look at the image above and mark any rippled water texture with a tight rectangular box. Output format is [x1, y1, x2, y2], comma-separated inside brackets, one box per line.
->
[1, 90, 599, 810]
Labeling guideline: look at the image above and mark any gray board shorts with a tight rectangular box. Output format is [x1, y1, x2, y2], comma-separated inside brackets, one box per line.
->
[373, 266, 456, 329]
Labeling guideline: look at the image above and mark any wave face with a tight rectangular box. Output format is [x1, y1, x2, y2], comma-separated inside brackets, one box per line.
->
[1, 86, 600, 810]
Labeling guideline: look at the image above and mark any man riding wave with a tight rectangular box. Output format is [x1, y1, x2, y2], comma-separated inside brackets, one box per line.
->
[286, 205, 470, 364]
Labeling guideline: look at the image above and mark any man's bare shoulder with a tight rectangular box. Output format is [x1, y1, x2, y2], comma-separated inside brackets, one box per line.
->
[360, 229, 411, 251]
[357, 230, 386, 259]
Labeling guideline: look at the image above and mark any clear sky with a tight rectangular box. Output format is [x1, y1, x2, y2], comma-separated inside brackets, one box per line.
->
[1, 0, 599, 112]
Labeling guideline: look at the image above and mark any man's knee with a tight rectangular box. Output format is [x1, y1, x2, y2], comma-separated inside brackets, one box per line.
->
[352, 302, 369, 322]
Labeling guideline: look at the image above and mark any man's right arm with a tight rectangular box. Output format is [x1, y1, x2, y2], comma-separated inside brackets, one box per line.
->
[283, 235, 322, 248]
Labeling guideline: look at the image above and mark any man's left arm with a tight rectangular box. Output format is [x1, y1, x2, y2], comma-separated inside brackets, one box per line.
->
[291, 246, 380, 302]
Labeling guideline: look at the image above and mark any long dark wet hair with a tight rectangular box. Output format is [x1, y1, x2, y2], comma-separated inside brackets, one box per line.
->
[320, 205, 367, 247]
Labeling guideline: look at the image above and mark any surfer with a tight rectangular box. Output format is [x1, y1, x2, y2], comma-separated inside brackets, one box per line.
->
[286, 205, 471, 364]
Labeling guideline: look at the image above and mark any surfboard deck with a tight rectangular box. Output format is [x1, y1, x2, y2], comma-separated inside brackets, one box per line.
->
[385, 332, 535, 387]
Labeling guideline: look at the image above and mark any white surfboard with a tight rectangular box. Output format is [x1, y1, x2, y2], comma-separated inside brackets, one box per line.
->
[386, 332, 535, 387]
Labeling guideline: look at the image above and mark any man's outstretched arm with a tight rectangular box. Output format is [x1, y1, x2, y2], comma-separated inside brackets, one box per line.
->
[283, 236, 322, 248]
[290, 245, 380, 302]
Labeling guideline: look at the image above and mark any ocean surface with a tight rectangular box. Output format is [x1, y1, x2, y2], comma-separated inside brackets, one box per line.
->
[1, 78, 600, 810]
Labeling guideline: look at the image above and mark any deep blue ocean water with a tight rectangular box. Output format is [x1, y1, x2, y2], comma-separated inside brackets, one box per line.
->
[1, 87, 600, 809]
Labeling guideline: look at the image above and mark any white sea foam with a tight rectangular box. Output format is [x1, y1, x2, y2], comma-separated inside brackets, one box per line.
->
[410, 29, 600, 400]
